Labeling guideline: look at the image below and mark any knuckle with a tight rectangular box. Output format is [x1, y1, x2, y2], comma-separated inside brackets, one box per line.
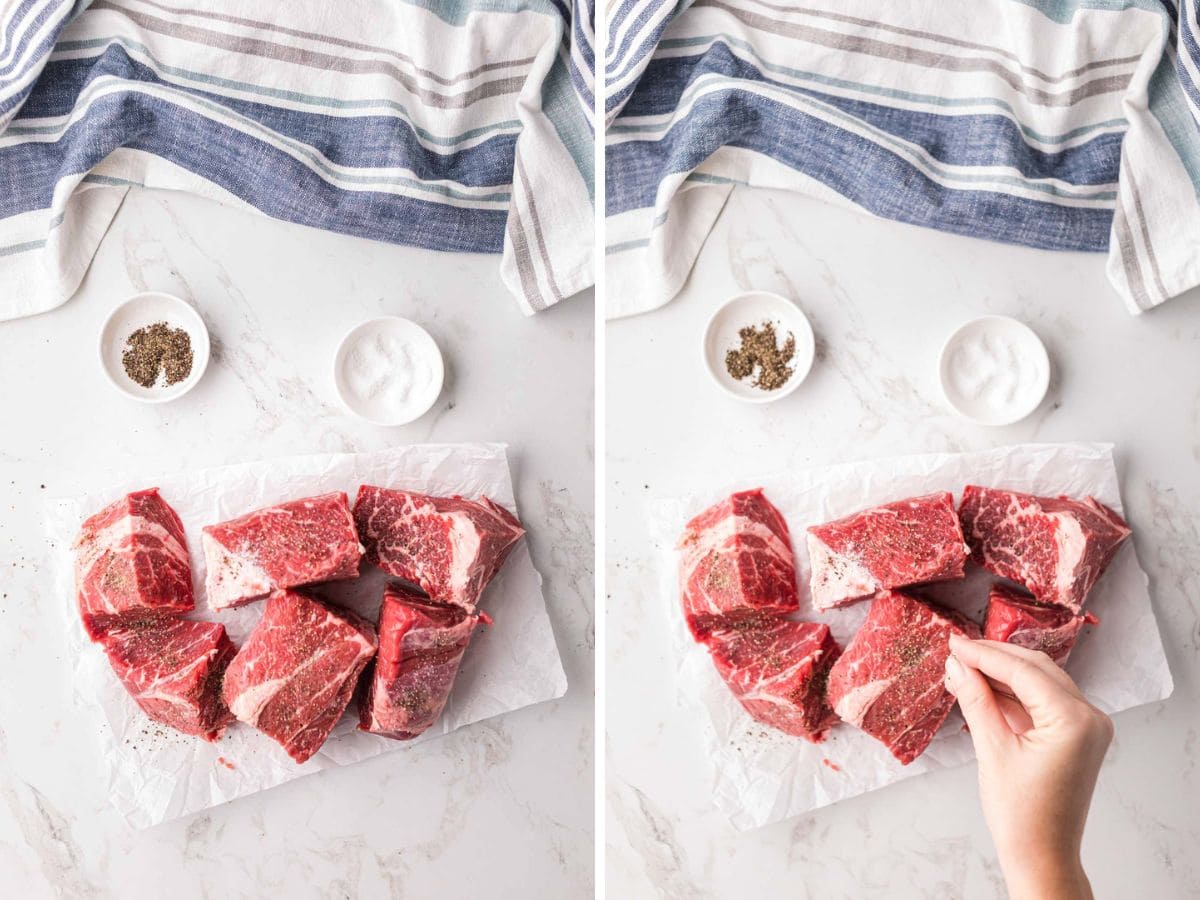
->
[1067, 703, 1113, 743]
[1089, 708, 1115, 743]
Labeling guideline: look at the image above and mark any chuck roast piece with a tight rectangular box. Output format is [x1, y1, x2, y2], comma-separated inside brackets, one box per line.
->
[103, 618, 235, 741]
[826, 590, 981, 765]
[201, 492, 363, 611]
[353, 487, 524, 610]
[705, 617, 841, 743]
[73, 488, 194, 640]
[959, 486, 1131, 613]
[676, 489, 799, 641]
[222, 590, 377, 764]
[359, 584, 488, 740]
[805, 492, 969, 611]
[983, 584, 1097, 666]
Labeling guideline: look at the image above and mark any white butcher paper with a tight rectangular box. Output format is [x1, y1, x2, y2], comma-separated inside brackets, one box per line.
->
[650, 443, 1174, 832]
[46, 443, 568, 829]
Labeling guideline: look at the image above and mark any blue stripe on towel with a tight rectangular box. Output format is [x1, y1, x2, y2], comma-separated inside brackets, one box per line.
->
[607, 87, 1114, 250]
[19, 49, 522, 187]
[0, 90, 508, 250]
[621, 45, 1126, 187]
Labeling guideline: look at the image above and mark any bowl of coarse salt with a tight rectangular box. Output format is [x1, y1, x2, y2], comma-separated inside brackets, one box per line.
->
[334, 316, 444, 426]
[938, 315, 1051, 426]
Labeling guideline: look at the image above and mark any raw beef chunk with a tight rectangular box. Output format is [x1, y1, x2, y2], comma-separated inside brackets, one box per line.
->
[353, 487, 524, 610]
[359, 584, 486, 740]
[677, 489, 799, 641]
[959, 486, 1131, 613]
[222, 590, 377, 763]
[826, 590, 981, 765]
[705, 618, 841, 743]
[983, 584, 1097, 666]
[806, 492, 969, 611]
[202, 492, 363, 611]
[102, 618, 235, 741]
[74, 488, 194, 640]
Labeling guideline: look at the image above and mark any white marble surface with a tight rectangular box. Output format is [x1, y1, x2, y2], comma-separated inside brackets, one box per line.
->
[0, 189, 594, 898]
[606, 188, 1200, 899]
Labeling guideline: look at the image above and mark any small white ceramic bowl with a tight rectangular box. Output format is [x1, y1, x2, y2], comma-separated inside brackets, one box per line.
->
[99, 292, 210, 403]
[939, 315, 1050, 426]
[333, 316, 444, 426]
[702, 291, 815, 403]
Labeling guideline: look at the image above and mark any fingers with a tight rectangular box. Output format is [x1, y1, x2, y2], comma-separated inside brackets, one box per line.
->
[980, 674, 1036, 733]
[949, 635, 1073, 686]
[993, 691, 1035, 734]
[948, 635, 1083, 722]
[944, 652, 1013, 749]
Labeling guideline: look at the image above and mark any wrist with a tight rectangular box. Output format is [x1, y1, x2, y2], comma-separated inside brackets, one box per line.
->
[998, 848, 1091, 900]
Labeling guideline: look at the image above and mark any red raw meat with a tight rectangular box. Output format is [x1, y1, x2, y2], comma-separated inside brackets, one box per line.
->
[983, 584, 1098, 666]
[677, 489, 799, 641]
[73, 488, 194, 640]
[359, 584, 487, 740]
[222, 590, 377, 764]
[353, 487, 524, 609]
[805, 492, 969, 611]
[826, 590, 981, 765]
[102, 618, 235, 741]
[959, 486, 1131, 613]
[201, 492, 363, 611]
[705, 617, 841, 742]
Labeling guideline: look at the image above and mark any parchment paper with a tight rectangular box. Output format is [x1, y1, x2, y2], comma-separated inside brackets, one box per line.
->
[650, 443, 1173, 831]
[46, 443, 568, 829]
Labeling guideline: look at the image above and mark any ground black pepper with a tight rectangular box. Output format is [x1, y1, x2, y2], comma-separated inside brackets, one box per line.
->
[122, 321, 193, 388]
[724, 320, 796, 391]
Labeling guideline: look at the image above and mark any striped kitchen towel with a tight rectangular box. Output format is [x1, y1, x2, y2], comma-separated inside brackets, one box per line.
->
[0, 0, 594, 320]
[605, 0, 1200, 318]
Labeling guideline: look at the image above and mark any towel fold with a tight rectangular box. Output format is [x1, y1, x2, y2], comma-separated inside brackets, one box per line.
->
[605, 0, 1200, 318]
[0, 0, 595, 319]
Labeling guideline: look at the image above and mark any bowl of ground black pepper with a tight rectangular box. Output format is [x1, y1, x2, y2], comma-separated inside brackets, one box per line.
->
[98, 292, 210, 402]
[702, 291, 815, 402]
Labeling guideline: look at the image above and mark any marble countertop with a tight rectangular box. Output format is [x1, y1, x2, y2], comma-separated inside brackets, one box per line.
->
[606, 188, 1200, 898]
[0, 190, 594, 898]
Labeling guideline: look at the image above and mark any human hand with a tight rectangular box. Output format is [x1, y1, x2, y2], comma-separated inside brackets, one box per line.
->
[944, 635, 1113, 900]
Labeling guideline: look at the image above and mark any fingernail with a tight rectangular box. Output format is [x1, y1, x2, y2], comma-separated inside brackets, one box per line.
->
[944, 654, 962, 691]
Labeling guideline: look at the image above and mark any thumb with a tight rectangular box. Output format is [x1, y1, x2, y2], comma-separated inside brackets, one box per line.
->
[945, 651, 1013, 751]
